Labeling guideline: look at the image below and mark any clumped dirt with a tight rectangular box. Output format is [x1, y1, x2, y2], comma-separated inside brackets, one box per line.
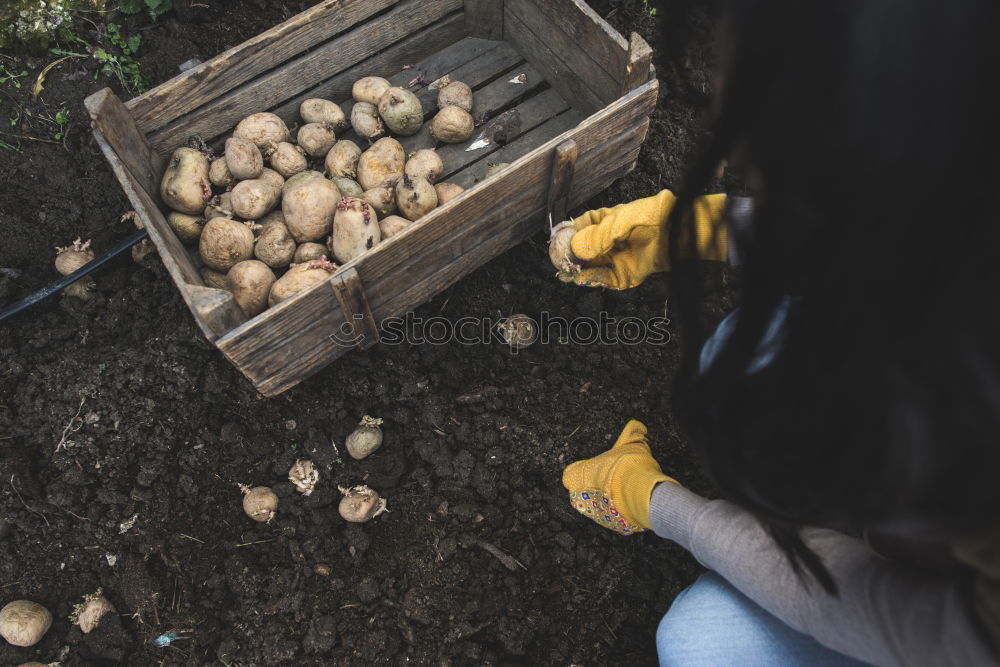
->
[0, 1, 734, 664]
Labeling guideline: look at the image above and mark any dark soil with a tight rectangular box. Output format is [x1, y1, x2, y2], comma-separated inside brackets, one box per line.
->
[0, 1, 735, 664]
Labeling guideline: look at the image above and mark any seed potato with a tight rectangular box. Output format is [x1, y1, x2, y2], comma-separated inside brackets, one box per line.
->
[234, 112, 290, 149]
[293, 242, 328, 264]
[362, 186, 397, 217]
[300, 98, 348, 132]
[434, 182, 464, 205]
[0, 600, 51, 647]
[167, 211, 204, 245]
[431, 105, 475, 143]
[297, 122, 337, 158]
[227, 260, 276, 317]
[201, 266, 230, 290]
[224, 136, 264, 180]
[161, 146, 210, 215]
[241, 485, 278, 522]
[231, 178, 281, 219]
[379, 214, 411, 239]
[199, 217, 255, 272]
[332, 177, 364, 199]
[325, 140, 362, 179]
[208, 155, 235, 188]
[437, 80, 473, 112]
[266, 141, 307, 179]
[282, 171, 341, 242]
[269, 259, 338, 306]
[259, 168, 286, 192]
[357, 137, 405, 190]
[254, 217, 296, 268]
[404, 148, 444, 183]
[204, 192, 234, 220]
[378, 86, 424, 136]
[330, 197, 380, 263]
[338, 484, 387, 523]
[396, 174, 438, 221]
[352, 76, 391, 105]
[351, 102, 384, 142]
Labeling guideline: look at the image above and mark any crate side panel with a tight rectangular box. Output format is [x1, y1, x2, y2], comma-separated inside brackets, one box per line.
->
[147, 0, 462, 155]
[84, 88, 165, 199]
[464, 0, 504, 39]
[127, 0, 401, 133]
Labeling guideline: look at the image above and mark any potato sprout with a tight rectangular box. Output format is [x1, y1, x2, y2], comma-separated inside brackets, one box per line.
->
[288, 459, 319, 496]
[70, 588, 115, 634]
[337, 484, 387, 523]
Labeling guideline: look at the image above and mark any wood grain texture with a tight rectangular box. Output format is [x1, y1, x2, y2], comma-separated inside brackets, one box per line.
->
[506, 0, 621, 103]
[503, 6, 604, 114]
[84, 88, 164, 197]
[126, 0, 400, 132]
[147, 0, 462, 154]
[330, 267, 379, 350]
[188, 285, 247, 335]
[546, 139, 578, 224]
[623, 32, 654, 94]
[464, 0, 503, 39]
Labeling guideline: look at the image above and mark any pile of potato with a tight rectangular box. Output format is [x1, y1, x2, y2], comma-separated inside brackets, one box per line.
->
[159, 75, 477, 318]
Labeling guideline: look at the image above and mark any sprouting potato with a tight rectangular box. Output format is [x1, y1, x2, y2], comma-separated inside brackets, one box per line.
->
[330, 197, 380, 263]
[282, 171, 341, 242]
[300, 98, 348, 132]
[293, 242, 328, 264]
[396, 174, 438, 221]
[362, 186, 397, 217]
[337, 484, 387, 523]
[345, 415, 383, 459]
[437, 80, 473, 112]
[240, 484, 278, 522]
[199, 217, 255, 272]
[379, 214, 411, 239]
[71, 589, 115, 634]
[549, 222, 580, 275]
[234, 112, 290, 149]
[268, 258, 338, 306]
[325, 140, 362, 179]
[434, 182, 464, 205]
[351, 102, 384, 142]
[201, 266, 230, 290]
[224, 136, 264, 181]
[167, 211, 205, 245]
[357, 137, 404, 191]
[377, 86, 424, 136]
[231, 178, 281, 219]
[227, 259, 277, 317]
[332, 177, 364, 198]
[54, 238, 95, 300]
[404, 148, 443, 183]
[352, 76, 391, 105]
[258, 168, 286, 193]
[208, 155, 235, 188]
[204, 192, 234, 220]
[431, 105, 475, 143]
[161, 146, 210, 215]
[254, 216, 297, 268]
[297, 122, 337, 158]
[266, 141, 308, 179]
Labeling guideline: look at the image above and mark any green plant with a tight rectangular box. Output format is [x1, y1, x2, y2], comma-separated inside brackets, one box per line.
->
[51, 22, 148, 94]
[53, 108, 69, 140]
[0, 64, 28, 89]
[118, 0, 172, 20]
[642, 0, 658, 16]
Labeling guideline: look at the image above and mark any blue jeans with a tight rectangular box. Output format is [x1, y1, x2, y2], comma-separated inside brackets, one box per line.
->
[657, 573, 870, 666]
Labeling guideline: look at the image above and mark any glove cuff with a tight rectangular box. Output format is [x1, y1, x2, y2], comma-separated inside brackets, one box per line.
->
[617, 465, 679, 530]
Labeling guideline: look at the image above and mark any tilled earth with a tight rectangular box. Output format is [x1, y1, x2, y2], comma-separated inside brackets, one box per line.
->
[0, 1, 734, 664]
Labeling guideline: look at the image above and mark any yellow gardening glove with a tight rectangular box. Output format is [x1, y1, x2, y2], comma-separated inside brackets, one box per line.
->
[560, 190, 728, 289]
[562, 420, 679, 535]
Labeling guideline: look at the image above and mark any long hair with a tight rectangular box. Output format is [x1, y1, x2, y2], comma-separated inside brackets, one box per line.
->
[666, 0, 1000, 591]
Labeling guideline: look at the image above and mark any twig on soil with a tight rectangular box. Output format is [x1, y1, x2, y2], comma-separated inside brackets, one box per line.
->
[10, 474, 49, 527]
[235, 539, 275, 547]
[55, 397, 86, 452]
[179, 533, 204, 543]
[477, 540, 526, 572]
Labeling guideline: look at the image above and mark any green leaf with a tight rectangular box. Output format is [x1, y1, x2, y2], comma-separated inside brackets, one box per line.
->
[127, 34, 141, 53]
[146, 0, 173, 20]
[118, 0, 145, 14]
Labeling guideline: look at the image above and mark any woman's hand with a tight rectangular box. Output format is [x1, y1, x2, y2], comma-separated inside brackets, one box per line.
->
[562, 420, 680, 534]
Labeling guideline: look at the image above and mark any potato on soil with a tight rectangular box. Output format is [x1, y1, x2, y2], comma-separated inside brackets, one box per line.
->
[259, 168, 286, 192]
[351, 102, 384, 142]
[437, 80, 473, 112]
[161, 146, 210, 215]
[167, 211, 204, 245]
[325, 139, 362, 179]
[431, 105, 475, 143]
[330, 197, 380, 263]
[224, 136, 264, 180]
[240, 484, 278, 522]
[332, 177, 364, 199]
[72, 589, 115, 634]
[434, 182, 464, 205]
[345, 415, 383, 459]
[404, 148, 443, 183]
[362, 186, 397, 217]
[199, 217, 255, 272]
[338, 484, 387, 523]
[254, 218, 296, 268]
[204, 192, 234, 220]
[268, 258, 338, 306]
[201, 266, 229, 290]
[282, 171, 341, 242]
[396, 174, 438, 221]
[234, 112, 290, 149]
[293, 242, 328, 264]
[55, 238, 95, 300]
[208, 156, 235, 188]
[297, 122, 337, 158]
[0, 600, 51, 647]
[227, 260, 276, 317]
[357, 137, 404, 190]
[300, 98, 348, 132]
[266, 141, 307, 179]
[379, 214, 411, 239]
[378, 86, 424, 136]
[231, 178, 281, 219]
[352, 76, 391, 105]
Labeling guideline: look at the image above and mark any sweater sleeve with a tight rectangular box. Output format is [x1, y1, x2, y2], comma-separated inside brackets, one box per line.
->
[648, 482, 1000, 666]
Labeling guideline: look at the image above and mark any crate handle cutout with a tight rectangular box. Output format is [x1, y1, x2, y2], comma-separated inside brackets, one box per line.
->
[330, 267, 380, 350]
[546, 139, 579, 225]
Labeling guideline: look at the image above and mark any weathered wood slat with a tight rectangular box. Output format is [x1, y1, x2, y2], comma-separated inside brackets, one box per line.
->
[126, 0, 400, 133]
[623, 32, 654, 95]
[147, 0, 463, 154]
[329, 267, 380, 350]
[83, 88, 164, 198]
[547, 139, 579, 224]
[464, 0, 504, 40]
[270, 31, 500, 134]
[189, 285, 248, 336]
[503, 5, 605, 115]
[506, 0, 621, 103]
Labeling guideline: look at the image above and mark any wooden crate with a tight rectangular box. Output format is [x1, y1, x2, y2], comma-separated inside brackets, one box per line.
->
[85, 0, 658, 396]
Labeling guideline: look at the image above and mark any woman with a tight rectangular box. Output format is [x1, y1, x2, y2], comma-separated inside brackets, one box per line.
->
[559, 0, 1000, 664]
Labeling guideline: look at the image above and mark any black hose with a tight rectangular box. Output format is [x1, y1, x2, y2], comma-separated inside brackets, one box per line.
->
[0, 228, 150, 324]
